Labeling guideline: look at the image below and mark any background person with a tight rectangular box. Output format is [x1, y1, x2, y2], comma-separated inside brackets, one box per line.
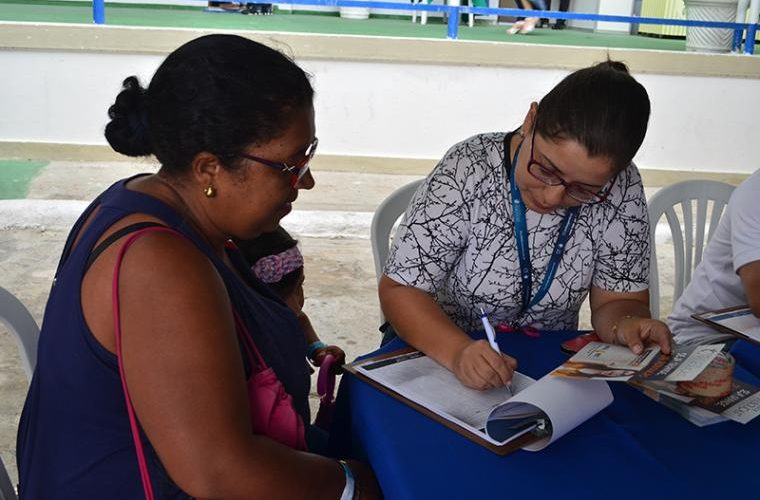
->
[508, 0, 547, 34]
[549, 0, 570, 29]
[669, 169, 760, 345]
[379, 60, 672, 391]
[17, 34, 380, 499]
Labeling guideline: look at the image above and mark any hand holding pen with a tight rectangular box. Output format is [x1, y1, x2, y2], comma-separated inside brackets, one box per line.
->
[480, 308, 514, 397]
[449, 309, 517, 391]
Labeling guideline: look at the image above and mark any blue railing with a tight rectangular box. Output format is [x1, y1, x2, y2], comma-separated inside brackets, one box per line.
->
[91, 0, 759, 54]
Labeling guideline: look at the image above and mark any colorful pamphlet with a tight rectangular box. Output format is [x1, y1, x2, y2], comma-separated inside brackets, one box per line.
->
[549, 342, 724, 382]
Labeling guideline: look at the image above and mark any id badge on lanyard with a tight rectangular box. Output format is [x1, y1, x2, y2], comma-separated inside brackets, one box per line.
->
[509, 140, 578, 322]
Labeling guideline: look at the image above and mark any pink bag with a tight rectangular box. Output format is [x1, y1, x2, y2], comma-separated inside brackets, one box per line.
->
[112, 227, 306, 500]
[232, 309, 307, 451]
[314, 354, 337, 430]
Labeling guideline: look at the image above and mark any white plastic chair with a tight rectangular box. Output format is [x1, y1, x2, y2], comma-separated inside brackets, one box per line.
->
[371, 179, 424, 283]
[0, 287, 31, 500]
[0, 286, 39, 382]
[0, 456, 16, 500]
[412, 0, 475, 28]
[370, 179, 424, 323]
[647, 180, 736, 319]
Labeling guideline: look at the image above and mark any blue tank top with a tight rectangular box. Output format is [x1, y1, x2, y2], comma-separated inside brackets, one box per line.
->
[16, 176, 311, 499]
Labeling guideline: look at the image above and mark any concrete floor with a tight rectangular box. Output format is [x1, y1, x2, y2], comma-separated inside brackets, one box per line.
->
[0, 162, 676, 485]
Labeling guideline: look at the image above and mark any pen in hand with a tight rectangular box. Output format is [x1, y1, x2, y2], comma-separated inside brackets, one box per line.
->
[479, 308, 513, 396]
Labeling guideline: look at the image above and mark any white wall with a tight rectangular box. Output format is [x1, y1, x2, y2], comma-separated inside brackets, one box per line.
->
[0, 49, 758, 173]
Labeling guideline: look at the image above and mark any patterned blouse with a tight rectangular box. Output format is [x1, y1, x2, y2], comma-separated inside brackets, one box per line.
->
[384, 132, 650, 331]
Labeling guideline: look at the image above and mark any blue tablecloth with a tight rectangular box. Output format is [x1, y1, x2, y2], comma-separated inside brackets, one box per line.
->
[338, 331, 760, 500]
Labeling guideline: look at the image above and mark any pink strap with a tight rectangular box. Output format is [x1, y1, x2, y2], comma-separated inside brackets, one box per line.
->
[112, 226, 183, 500]
[112, 227, 274, 500]
[317, 354, 336, 401]
[231, 308, 268, 371]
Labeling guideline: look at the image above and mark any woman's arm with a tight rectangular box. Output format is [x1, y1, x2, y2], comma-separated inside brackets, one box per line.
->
[84, 230, 379, 499]
[739, 261, 760, 316]
[379, 275, 515, 390]
[589, 165, 671, 354]
[589, 287, 671, 355]
[731, 174, 760, 317]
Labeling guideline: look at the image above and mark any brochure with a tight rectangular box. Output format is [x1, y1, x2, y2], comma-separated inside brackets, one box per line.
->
[692, 305, 760, 345]
[549, 342, 724, 382]
[556, 341, 760, 426]
[629, 380, 728, 427]
[631, 378, 760, 426]
[346, 348, 613, 455]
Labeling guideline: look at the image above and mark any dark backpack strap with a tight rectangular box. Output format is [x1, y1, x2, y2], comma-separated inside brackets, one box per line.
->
[85, 221, 166, 272]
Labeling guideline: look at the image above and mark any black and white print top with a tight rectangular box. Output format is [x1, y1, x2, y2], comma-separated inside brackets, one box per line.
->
[384, 132, 650, 331]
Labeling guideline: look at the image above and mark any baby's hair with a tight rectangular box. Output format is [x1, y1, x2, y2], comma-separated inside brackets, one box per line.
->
[237, 226, 303, 298]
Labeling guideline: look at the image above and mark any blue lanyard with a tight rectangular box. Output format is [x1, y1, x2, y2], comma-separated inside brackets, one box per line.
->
[509, 140, 578, 316]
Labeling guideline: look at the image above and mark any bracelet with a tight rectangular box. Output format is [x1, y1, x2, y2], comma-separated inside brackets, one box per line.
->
[338, 460, 356, 500]
[611, 315, 635, 339]
[307, 340, 327, 360]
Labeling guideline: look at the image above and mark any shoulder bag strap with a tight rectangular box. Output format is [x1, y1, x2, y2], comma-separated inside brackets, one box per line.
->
[112, 225, 183, 500]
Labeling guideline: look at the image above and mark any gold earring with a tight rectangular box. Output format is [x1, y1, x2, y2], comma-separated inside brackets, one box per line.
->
[204, 184, 216, 198]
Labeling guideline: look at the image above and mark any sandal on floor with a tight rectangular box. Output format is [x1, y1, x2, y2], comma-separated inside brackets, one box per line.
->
[508, 21, 525, 34]
[520, 17, 539, 34]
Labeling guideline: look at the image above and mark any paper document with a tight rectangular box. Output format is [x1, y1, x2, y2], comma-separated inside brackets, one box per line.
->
[352, 350, 613, 451]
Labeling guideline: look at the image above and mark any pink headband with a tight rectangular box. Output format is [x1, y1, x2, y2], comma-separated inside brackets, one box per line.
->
[252, 246, 304, 284]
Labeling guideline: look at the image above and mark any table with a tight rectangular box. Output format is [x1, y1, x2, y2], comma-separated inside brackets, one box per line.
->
[337, 331, 760, 500]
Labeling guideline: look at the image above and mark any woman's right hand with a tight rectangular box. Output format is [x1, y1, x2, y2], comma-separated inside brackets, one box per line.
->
[346, 459, 383, 500]
[451, 340, 517, 390]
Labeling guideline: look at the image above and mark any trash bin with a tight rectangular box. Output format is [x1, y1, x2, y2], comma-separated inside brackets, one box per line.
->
[683, 0, 739, 53]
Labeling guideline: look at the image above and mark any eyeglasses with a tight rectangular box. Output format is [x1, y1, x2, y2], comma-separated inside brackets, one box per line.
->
[527, 129, 607, 205]
[238, 137, 318, 188]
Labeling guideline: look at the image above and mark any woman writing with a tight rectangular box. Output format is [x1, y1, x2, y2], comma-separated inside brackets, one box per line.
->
[379, 61, 671, 391]
[17, 35, 380, 499]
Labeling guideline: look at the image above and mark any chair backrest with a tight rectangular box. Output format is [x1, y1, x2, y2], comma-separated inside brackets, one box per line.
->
[647, 180, 735, 319]
[0, 286, 40, 382]
[0, 287, 40, 498]
[370, 179, 424, 283]
[370, 179, 424, 323]
[0, 455, 17, 500]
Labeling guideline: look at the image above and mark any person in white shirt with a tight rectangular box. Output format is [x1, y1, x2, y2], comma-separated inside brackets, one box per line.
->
[669, 169, 760, 345]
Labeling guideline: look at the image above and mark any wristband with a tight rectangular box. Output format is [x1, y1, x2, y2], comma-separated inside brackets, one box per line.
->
[338, 460, 355, 500]
[307, 340, 327, 360]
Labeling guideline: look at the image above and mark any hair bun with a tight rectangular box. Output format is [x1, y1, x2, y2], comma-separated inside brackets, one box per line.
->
[605, 59, 630, 74]
[104, 76, 153, 157]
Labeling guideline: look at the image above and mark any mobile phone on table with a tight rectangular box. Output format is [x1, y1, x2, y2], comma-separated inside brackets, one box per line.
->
[560, 332, 600, 355]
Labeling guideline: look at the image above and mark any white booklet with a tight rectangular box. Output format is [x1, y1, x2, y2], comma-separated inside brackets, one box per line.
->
[692, 305, 760, 345]
[347, 349, 613, 455]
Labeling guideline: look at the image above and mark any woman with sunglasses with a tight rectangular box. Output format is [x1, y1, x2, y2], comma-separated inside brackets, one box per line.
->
[17, 35, 380, 499]
[379, 60, 672, 391]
